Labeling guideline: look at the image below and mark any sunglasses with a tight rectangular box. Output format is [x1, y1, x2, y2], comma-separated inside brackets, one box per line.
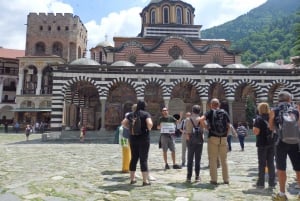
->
[162, 110, 168, 112]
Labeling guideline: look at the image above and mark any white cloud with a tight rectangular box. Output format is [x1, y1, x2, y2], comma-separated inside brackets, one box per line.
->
[85, 7, 142, 50]
[0, 0, 267, 51]
[0, 0, 73, 50]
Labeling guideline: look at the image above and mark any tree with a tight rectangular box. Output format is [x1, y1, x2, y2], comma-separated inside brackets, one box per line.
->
[245, 96, 256, 128]
[292, 10, 300, 56]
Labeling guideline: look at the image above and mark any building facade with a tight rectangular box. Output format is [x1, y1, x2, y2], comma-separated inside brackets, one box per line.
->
[9, 0, 300, 134]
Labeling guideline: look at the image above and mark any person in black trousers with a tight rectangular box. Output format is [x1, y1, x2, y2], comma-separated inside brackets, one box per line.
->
[121, 100, 153, 186]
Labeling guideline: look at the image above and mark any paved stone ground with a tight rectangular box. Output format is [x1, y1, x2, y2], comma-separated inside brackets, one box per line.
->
[0, 133, 299, 201]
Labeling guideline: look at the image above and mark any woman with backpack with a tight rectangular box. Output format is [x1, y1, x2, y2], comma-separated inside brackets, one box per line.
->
[253, 102, 276, 189]
[121, 100, 153, 186]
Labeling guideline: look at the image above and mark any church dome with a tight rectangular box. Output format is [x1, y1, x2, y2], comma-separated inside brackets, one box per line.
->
[70, 58, 100, 65]
[168, 58, 194, 68]
[225, 64, 247, 68]
[203, 63, 223, 68]
[111, 60, 135, 67]
[254, 62, 282, 69]
[96, 40, 113, 48]
[144, 63, 162, 67]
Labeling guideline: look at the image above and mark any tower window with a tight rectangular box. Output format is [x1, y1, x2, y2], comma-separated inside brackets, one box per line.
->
[176, 6, 183, 24]
[48, 26, 51, 31]
[65, 26, 69, 31]
[163, 6, 169, 24]
[187, 10, 191, 24]
[150, 9, 156, 24]
[57, 26, 61, 31]
[39, 26, 43, 31]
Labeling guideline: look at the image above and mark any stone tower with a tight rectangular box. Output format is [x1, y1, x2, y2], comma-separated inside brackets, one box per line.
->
[25, 13, 87, 62]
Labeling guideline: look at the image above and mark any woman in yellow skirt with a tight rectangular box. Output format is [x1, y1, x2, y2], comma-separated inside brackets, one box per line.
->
[119, 125, 131, 173]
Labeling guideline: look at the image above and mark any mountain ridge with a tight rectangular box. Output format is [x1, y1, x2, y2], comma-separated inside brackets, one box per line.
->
[201, 0, 300, 64]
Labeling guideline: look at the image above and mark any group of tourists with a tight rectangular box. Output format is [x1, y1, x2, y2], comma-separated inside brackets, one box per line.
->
[118, 91, 300, 201]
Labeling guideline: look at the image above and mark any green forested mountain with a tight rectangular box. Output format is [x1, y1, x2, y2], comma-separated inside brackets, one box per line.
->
[201, 0, 300, 65]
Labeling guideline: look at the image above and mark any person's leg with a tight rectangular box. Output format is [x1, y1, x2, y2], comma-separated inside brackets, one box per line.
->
[274, 142, 288, 194]
[139, 139, 150, 184]
[267, 146, 276, 187]
[219, 137, 229, 183]
[227, 135, 232, 151]
[208, 137, 218, 183]
[186, 142, 193, 180]
[181, 134, 187, 166]
[129, 140, 139, 183]
[257, 147, 266, 187]
[161, 135, 169, 167]
[194, 143, 203, 180]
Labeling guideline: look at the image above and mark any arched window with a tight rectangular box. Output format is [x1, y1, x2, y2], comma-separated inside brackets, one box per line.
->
[23, 65, 37, 94]
[150, 9, 156, 24]
[41, 66, 53, 94]
[35, 42, 45, 55]
[187, 10, 191, 24]
[176, 6, 183, 24]
[163, 6, 169, 24]
[52, 42, 63, 57]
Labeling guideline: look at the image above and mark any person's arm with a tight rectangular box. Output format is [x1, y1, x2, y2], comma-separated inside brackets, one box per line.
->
[121, 118, 129, 129]
[199, 115, 207, 130]
[146, 117, 153, 131]
[269, 110, 275, 131]
[253, 126, 260, 135]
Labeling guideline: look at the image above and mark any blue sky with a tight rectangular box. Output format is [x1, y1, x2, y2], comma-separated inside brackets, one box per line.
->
[0, 0, 267, 52]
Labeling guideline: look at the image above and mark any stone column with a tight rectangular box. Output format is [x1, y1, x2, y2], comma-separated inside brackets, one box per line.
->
[0, 78, 3, 103]
[202, 99, 208, 114]
[163, 98, 170, 108]
[16, 71, 24, 95]
[227, 98, 234, 123]
[36, 69, 42, 95]
[100, 98, 106, 131]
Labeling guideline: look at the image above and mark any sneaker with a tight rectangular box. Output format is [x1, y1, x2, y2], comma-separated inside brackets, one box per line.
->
[224, 181, 229, 185]
[173, 164, 182, 169]
[181, 162, 185, 167]
[272, 193, 288, 201]
[195, 176, 201, 182]
[165, 163, 170, 170]
[210, 181, 218, 185]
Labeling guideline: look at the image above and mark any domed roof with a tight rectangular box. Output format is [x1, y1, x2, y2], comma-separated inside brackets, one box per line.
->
[96, 40, 113, 48]
[167, 58, 194, 68]
[254, 62, 281, 69]
[70, 58, 100, 65]
[111, 60, 135, 67]
[203, 63, 223, 68]
[144, 63, 162, 67]
[225, 64, 247, 68]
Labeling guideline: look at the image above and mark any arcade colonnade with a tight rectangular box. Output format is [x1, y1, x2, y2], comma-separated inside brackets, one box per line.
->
[50, 65, 300, 131]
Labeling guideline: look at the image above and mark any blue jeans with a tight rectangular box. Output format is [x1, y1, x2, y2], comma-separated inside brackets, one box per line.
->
[238, 135, 245, 150]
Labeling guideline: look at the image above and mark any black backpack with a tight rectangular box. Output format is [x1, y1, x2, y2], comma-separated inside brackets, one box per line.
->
[189, 119, 203, 144]
[210, 109, 229, 137]
[129, 111, 142, 135]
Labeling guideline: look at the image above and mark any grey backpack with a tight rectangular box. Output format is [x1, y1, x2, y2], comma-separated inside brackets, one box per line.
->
[277, 104, 300, 144]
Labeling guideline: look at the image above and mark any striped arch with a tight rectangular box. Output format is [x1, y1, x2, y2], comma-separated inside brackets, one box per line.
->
[61, 76, 101, 98]
[231, 79, 262, 100]
[169, 77, 204, 99]
[206, 78, 231, 98]
[267, 80, 299, 102]
[144, 77, 165, 95]
[103, 77, 141, 98]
